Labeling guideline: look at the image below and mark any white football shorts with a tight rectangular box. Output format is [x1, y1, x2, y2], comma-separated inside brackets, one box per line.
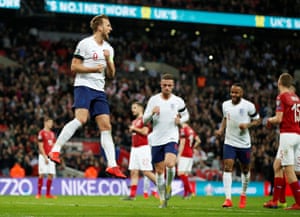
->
[177, 156, 193, 173]
[128, 145, 153, 171]
[38, 154, 56, 175]
[276, 133, 300, 172]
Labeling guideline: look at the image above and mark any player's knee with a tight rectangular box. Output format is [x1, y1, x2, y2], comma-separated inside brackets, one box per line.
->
[223, 164, 233, 172]
[240, 167, 250, 174]
[242, 169, 249, 175]
[99, 123, 112, 131]
[96, 119, 112, 131]
[76, 117, 87, 125]
[165, 160, 176, 168]
[224, 168, 232, 172]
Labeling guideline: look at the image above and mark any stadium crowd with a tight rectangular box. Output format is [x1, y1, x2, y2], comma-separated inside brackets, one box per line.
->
[0, 1, 300, 182]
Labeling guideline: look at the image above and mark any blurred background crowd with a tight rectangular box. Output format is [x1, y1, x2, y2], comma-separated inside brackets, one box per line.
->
[0, 0, 299, 183]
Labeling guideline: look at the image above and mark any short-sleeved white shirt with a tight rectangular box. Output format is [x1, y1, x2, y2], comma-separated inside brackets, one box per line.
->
[143, 93, 186, 146]
[73, 36, 114, 91]
[222, 98, 259, 148]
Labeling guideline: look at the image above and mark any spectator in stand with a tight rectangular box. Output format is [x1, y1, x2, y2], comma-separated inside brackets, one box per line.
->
[177, 122, 201, 199]
[36, 116, 57, 199]
[215, 83, 261, 208]
[84, 165, 99, 178]
[48, 15, 126, 179]
[10, 161, 25, 178]
[0, 147, 14, 177]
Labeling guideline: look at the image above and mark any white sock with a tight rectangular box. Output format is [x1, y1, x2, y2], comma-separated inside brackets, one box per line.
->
[166, 167, 175, 188]
[156, 173, 165, 200]
[241, 172, 250, 195]
[143, 176, 150, 194]
[223, 172, 232, 199]
[101, 131, 117, 167]
[51, 119, 82, 152]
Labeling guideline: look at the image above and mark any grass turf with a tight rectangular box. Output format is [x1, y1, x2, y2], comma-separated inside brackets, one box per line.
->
[0, 195, 298, 217]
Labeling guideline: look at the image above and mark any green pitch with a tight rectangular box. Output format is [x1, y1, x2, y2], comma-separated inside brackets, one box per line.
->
[0, 195, 298, 217]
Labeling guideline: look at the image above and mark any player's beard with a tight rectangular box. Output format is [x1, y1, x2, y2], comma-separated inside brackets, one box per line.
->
[162, 91, 171, 99]
[231, 96, 241, 105]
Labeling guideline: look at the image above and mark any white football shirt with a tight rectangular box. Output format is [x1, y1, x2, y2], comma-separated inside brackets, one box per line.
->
[143, 93, 188, 146]
[73, 36, 114, 91]
[222, 98, 259, 148]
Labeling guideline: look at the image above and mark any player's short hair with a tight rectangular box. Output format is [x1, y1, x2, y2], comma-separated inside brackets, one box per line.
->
[279, 72, 294, 88]
[161, 73, 174, 81]
[232, 82, 243, 89]
[43, 116, 53, 122]
[90, 14, 109, 33]
[132, 101, 144, 108]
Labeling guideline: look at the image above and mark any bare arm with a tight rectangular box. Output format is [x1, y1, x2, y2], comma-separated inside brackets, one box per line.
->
[38, 141, 49, 164]
[103, 49, 115, 78]
[239, 118, 261, 130]
[215, 117, 226, 136]
[193, 135, 201, 148]
[268, 111, 283, 125]
[71, 57, 104, 74]
[177, 137, 186, 158]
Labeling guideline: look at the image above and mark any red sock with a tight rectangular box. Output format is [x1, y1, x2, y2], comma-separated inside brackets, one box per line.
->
[290, 181, 300, 205]
[179, 175, 186, 196]
[130, 185, 137, 197]
[273, 177, 284, 202]
[179, 174, 192, 196]
[37, 178, 43, 195]
[46, 179, 52, 195]
[279, 175, 286, 203]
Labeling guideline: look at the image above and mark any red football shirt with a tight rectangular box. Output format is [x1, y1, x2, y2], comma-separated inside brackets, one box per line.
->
[131, 117, 149, 147]
[180, 125, 198, 158]
[38, 129, 56, 155]
[276, 92, 300, 134]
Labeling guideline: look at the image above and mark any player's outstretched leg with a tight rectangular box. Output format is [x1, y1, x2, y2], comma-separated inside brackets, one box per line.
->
[48, 152, 61, 164]
[49, 119, 82, 164]
[105, 166, 127, 179]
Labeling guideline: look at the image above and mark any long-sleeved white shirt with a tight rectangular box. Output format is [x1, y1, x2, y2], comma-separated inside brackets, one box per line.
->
[143, 93, 189, 146]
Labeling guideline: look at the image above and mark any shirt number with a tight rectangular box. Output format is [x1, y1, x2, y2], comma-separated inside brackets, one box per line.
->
[292, 103, 300, 123]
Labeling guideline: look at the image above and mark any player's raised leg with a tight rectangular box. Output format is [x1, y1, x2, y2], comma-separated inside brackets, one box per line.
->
[49, 118, 82, 164]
